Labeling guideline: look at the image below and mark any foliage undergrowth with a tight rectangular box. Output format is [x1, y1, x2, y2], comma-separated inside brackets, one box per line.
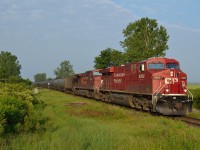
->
[1, 89, 200, 150]
[0, 83, 48, 137]
[190, 88, 200, 109]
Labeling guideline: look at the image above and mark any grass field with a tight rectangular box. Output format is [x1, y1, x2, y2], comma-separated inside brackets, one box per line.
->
[188, 84, 200, 89]
[1, 89, 200, 150]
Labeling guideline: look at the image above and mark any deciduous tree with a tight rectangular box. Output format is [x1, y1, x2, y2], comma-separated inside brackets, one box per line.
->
[34, 73, 46, 82]
[121, 17, 169, 62]
[54, 60, 75, 79]
[0, 51, 21, 82]
[94, 48, 124, 69]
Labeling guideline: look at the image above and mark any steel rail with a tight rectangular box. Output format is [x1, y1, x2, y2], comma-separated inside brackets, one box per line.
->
[174, 116, 200, 127]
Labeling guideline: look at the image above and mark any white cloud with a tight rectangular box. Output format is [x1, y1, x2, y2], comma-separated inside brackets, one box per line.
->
[1, 0, 198, 82]
[159, 21, 200, 33]
[0, 0, 135, 79]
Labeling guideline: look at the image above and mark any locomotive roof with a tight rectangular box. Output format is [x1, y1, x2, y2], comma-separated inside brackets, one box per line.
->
[99, 57, 180, 74]
[139, 57, 179, 64]
[76, 69, 102, 76]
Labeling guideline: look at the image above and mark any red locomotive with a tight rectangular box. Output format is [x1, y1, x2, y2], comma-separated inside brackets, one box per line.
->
[98, 57, 193, 115]
[35, 57, 193, 115]
[73, 69, 102, 98]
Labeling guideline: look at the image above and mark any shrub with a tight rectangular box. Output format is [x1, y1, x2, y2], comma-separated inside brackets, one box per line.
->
[190, 88, 200, 109]
[0, 117, 6, 136]
[0, 83, 48, 135]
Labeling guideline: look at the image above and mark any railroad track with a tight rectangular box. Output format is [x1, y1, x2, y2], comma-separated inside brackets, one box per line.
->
[174, 116, 200, 127]
[72, 93, 200, 128]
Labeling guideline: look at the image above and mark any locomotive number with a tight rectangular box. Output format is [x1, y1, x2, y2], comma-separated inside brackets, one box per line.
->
[139, 74, 145, 78]
[165, 78, 178, 84]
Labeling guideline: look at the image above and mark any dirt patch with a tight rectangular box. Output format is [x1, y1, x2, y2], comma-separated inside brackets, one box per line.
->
[64, 102, 87, 107]
[68, 109, 104, 117]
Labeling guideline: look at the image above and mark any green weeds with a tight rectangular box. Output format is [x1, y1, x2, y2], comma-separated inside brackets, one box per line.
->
[1, 89, 200, 150]
[190, 88, 200, 109]
[0, 83, 48, 135]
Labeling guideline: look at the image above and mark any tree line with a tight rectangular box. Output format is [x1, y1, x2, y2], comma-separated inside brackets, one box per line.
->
[0, 50, 75, 83]
[0, 51, 31, 84]
[0, 17, 169, 82]
[34, 60, 75, 82]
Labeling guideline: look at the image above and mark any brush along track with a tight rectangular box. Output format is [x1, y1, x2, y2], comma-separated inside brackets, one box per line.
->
[174, 116, 200, 127]
[53, 90, 200, 128]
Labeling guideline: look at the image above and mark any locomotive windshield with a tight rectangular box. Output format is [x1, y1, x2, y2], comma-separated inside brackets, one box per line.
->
[166, 63, 179, 69]
[148, 63, 164, 69]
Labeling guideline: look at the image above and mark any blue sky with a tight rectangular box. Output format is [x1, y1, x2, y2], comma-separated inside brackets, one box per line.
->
[0, 0, 199, 82]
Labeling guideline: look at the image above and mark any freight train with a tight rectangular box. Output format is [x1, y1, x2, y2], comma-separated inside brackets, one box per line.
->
[34, 57, 193, 116]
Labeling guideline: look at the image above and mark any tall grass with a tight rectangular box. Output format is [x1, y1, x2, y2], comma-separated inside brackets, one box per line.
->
[188, 84, 200, 89]
[1, 89, 200, 150]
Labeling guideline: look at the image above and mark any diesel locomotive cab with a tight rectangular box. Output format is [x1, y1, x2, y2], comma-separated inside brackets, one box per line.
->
[149, 58, 193, 115]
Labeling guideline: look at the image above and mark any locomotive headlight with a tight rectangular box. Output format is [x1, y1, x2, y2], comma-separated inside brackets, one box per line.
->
[165, 89, 169, 92]
[170, 71, 173, 77]
[184, 89, 187, 92]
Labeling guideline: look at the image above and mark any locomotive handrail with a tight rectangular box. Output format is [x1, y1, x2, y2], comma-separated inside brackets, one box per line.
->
[152, 82, 162, 97]
[152, 82, 167, 98]
[151, 83, 167, 111]
[152, 82, 167, 104]
[182, 82, 193, 101]
[187, 88, 193, 101]
[154, 83, 167, 98]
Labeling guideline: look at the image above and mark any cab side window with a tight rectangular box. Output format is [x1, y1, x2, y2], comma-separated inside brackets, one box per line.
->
[140, 64, 145, 72]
